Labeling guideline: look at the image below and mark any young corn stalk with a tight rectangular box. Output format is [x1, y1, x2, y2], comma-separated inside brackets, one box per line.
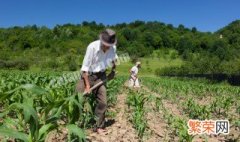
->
[0, 82, 86, 142]
[126, 89, 148, 139]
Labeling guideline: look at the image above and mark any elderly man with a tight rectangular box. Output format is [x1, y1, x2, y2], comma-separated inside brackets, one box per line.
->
[76, 29, 118, 133]
[129, 62, 141, 88]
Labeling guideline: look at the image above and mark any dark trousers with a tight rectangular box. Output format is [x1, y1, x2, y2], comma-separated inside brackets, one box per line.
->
[76, 72, 107, 128]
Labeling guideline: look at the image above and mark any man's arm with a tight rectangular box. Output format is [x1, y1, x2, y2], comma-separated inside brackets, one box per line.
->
[107, 47, 118, 80]
[107, 60, 117, 80]
[112, 60, 116, 71]
[81, 44, 93, 94]
[82, 71, 91, 94]
[112, 46, 118, 72]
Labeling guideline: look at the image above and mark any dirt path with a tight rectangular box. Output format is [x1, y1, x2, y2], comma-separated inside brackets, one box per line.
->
[141, 85, 176, 141]
[45, 85, 139, 142]
[141, 85, 232, 142]
[144, 97, 169, 142]
[142, 85, 183, 117]
[86, 87, 139, 142]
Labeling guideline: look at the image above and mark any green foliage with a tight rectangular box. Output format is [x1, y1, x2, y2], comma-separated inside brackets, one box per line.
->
[210, 96, 234, 117]
[127, 90, 148, 138]
[0, 20, 240, 77]
[0, 71, 125, 141]
[0, 127, 29, 142]
[170, 50, 178, 60]
[184, 98, 211, 119]
[66, 124, 86, 142]
[0, 59, 29, 70]
[142, 77, 240, 119]
[143, 76, 240, 141]
[155, 66, 189, 76]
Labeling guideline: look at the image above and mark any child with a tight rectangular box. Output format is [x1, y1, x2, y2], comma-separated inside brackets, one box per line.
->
[129, 62, 141, 88]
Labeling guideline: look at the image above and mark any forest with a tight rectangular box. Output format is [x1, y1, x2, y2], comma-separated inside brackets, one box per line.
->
[0, 20, 240, 78]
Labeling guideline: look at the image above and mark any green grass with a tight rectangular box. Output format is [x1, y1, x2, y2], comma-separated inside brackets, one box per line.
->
[1, 48, 183, 78]
[117, 57, 183, 77]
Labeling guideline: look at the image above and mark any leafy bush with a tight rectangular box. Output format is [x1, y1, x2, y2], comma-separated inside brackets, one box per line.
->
[0, 60, 6, 68]
[46, 60, 59, 70]
[0, 59, 29, 70]
[68, 59, 78, 71]
[155, 66, 189, 76]
[170, 50, 178, 60]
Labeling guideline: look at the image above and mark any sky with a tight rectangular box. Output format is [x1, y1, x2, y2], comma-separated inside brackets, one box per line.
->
[0, 0, 239, 32]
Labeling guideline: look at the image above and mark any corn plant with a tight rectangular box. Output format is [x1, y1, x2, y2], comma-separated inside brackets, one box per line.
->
[155, 97, 163, 112]
[171, 117, 194, 142]
[107, 77, 126, 106]
[161, 102, 194, 142]
[0, 71, 125, 142]
[183, 98, 211, 120]
[0, 91, 57, 142]
[126, 89, 148, 139]
[0, 74, 85, 141]
[210, 96, 234, 117]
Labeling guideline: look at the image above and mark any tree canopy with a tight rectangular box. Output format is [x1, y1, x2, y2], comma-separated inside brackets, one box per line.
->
[0, 20, 240, 74]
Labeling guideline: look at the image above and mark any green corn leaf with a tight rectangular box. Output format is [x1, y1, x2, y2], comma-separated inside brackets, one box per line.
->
[1, 117, 19, 129]
[6, 84, 47, 95]
[4, 103, 39, 128]
[0, 127, 29, 142]
[235, 121, 240, 127]
[46, 106, 63, 123]
[66, 124, 86, 141]
[0, 93, 13, 101]
[0, 111, 9, 118]
[38, 123, 56, 141]
[44, 99, 65, 117]
[22, 103, 38, 123]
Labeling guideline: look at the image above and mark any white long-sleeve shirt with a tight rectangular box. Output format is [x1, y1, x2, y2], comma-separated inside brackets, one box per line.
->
[81, 40, 118, 73]
[131, 66, 138, 76]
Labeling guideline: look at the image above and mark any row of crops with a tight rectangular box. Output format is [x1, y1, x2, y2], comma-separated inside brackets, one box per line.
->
[1, 71, 240, 141]
[141, 77, 240, 141]
[0, 71, 126, 142]
[126, 85, 193, 141]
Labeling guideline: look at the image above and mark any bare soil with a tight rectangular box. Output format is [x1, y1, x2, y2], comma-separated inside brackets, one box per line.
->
[142, 85, 240, 142]
[86, 88, 139, 142]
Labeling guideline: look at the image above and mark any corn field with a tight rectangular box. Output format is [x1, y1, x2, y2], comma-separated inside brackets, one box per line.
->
[0, 71, 125, 142]
[0, 71, 240, 141]
[141, 77, 240, 141]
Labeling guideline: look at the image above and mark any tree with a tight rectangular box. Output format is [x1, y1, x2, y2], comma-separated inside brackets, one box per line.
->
[126, 42, 153, 57]
[209, 39, 230, 60]
[191, 27, 197, 33]
[178, 24, 185, 33]
[142, 32, 162, 49]
[177, 36, 194, 54]
[121, 28, 138, 41]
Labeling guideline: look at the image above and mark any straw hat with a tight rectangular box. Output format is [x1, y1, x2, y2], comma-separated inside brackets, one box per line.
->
[136, 62, 141, 65]
[99, 29, 117, 46]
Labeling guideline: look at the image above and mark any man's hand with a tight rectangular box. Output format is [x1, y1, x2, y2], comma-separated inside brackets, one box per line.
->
[84, 85, 91, 95]
[107, 60, 117, 80]
[107, 70, 116, 80]
[131, 75, 137, 81]
[82, 71, 91, 95]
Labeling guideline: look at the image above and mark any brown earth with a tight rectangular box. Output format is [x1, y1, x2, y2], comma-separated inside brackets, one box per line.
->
[86, 87, 139, 142]
[141, 84, 240, 142]
[144, 95, 169, 142]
